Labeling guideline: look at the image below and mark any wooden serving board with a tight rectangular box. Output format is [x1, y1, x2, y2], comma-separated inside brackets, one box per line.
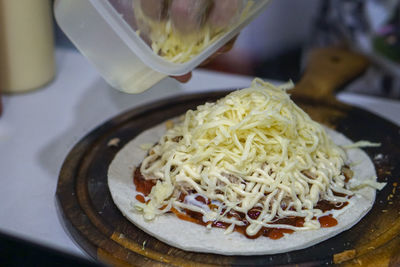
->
[57, 48, 400, 266]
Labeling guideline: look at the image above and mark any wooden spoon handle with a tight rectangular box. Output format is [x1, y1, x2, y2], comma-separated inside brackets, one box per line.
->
[292, 47, 369, 101]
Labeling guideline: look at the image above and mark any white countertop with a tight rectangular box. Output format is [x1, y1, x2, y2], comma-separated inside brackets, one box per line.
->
[0, 48, 399, 259]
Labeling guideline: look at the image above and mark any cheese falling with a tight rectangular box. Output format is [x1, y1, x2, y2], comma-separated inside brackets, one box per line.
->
[136, 79, 353, 236]
[133, 0, 253, 63]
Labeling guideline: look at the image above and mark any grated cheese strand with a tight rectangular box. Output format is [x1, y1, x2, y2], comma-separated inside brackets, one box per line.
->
[138, 78, 354, 236]
[133, 0, 253, 63]
[342, 140, 381, 149]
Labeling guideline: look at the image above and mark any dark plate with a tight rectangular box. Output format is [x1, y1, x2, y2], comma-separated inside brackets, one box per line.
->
[57, 91, 400, 266]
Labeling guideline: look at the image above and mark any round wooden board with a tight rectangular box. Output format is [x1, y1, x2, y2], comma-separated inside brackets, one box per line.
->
[57, 92, 400, 266]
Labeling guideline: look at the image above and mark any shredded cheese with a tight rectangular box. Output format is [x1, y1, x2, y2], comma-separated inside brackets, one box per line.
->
[133, 1, 252, 63]
[342, 140, 381, 149]
[139, 143, 154, 151]
[349, 178, 386, 191]
[137, 78, 357, 236]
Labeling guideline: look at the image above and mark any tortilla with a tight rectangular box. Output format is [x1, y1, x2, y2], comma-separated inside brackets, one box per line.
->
[107, 121, 377, 255]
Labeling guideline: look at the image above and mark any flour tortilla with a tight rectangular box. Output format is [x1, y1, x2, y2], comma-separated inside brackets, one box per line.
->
[107, 121, 377, 255]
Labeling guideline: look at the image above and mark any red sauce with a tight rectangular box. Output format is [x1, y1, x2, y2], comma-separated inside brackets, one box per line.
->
[319, 214, 338, 227]
[195, 195, 209, 204]
[135, 194, 145, 203]
[171, 208, 203, 225]
[315, 199, 348, 212]
[133, 167, 155, 196]
[133, 169, 345, 239]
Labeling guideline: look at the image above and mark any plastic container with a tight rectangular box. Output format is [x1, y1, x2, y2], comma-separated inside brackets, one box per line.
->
[54, 0, 271, 93]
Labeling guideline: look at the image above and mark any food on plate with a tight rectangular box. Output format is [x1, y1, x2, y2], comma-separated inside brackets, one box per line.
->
[108, 79, 384, 255]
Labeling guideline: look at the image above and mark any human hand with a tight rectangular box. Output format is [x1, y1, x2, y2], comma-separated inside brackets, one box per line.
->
[171, 35, 237, 82]
[140, 0, 242, 32]
[139, 0, 240, 82]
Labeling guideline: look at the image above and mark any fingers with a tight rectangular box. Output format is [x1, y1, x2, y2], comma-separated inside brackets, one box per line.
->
[110, 0, 137, 25]
[170, 35, 237, 82]
[171, 72, 192, 83]
[170, 0, 212, 34]
[137, 0, 240, 84]
[199, 35, 238, 67]
[139, 0, 168, 21]
[140, 0, 241, 33]
[218, 35, 238, 53]
[208, 0, 242, 28]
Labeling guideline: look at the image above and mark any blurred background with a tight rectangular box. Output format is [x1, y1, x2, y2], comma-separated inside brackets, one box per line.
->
[202, 0, 400, 98]
[37, 0, 400, 99]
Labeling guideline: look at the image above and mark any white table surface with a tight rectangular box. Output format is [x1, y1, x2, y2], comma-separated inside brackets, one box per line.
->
[0, 48, 399, 259]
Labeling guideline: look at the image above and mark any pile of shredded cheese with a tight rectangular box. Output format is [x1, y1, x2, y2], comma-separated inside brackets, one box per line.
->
[136, 79, 354, 236]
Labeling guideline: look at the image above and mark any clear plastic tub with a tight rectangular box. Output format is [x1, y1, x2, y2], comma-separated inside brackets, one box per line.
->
[54, 0, 271, 93]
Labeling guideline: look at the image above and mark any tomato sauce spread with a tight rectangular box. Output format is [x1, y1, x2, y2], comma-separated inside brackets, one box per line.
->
[133, 168, 346, 239]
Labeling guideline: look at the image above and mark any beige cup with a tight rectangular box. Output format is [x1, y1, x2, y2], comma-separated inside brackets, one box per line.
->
[0, 0, 55, 94]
